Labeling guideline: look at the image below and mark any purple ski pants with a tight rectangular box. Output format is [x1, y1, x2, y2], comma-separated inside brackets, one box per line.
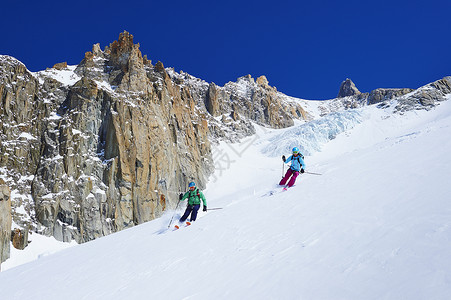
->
[279, 168, 299, 187]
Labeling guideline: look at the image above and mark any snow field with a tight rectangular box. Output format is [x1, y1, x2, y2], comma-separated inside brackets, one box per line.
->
[0, 99, 451, 299]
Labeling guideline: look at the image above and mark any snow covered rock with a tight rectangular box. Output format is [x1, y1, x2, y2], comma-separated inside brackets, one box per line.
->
[332, 77, 450, 112]
[394, 76, 451, 112]
[367, 88, 413, 105]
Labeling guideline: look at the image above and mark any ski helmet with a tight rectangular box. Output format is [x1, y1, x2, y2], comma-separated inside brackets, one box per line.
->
[292, 147, 300, 154]
[188, 182, 196, 188]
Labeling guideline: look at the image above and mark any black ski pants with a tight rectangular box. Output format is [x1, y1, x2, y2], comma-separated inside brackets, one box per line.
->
[180, 204, 200, 222]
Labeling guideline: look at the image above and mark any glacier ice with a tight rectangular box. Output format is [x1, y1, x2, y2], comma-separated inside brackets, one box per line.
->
[262, 109, 364, 157]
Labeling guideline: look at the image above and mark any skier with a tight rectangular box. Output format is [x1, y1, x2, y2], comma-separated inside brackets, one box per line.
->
[178, 182, 207, 222]
[279, 147, 306, 189]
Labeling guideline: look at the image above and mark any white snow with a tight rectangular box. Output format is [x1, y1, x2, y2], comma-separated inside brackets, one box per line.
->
[47, 112, 62, 121]
[1, 98, 451, 299]
[18, 132, 36, 140]
[1, 231, 77, 272]
[94, 80, 115, 93]
[36, 65, 81, 86]
[72, 128, 83, 135]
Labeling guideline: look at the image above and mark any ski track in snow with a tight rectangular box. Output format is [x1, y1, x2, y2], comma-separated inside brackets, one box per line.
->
[1, 99, 451, 299]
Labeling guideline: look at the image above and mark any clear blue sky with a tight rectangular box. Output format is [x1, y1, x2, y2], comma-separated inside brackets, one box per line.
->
[1, 0, 450, 99]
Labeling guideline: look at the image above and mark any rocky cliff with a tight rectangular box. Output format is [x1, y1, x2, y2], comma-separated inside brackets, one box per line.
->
[0, 31, 306, 243]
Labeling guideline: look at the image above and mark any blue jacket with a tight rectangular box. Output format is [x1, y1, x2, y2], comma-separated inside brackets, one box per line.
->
[285, 154, 305, 172]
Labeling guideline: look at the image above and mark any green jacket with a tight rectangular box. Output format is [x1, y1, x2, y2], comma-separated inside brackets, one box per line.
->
[180, 188, 207, 206]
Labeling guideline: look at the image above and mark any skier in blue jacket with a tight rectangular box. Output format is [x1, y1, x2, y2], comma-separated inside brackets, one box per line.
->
[280, 147, 306, 188]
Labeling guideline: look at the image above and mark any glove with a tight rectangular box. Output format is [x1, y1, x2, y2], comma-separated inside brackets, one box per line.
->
[203, 206, 207, 212]
[179, 193, 183, 200]
[282, 155, 286, 162]
[300, 168, 305, 173]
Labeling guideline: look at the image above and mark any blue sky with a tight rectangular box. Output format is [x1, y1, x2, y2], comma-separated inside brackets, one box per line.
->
[1, 0, 450, 99]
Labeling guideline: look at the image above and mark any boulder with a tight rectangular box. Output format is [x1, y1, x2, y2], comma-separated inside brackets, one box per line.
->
[11, 228, 28, 250]
[52, 62, 67, 70]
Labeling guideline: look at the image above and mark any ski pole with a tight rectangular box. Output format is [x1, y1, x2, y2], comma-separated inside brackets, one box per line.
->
[153, 189, 183, 195]
[167, 200, 181, 228]
[305, 171, 322, 175]
[282, 161, 285, 178]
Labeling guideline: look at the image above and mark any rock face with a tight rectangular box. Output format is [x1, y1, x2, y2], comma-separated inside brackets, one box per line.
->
[337, 78, 361, 98]
[394, 77, 451, 112]
[0, 179, 12, 265]
[171, 72, 308, 136]
[367, 88, 414, 105]
[28, 32, 217, 242]
[0, 31, 306, 243]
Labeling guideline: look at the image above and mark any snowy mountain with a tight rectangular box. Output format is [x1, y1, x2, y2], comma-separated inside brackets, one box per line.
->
[1, 29, 450, 251]
[1, 95, 450, 299]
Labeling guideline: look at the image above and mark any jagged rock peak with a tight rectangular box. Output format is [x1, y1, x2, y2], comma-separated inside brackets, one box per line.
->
[155, 61, 165, 72]
[237, 74, 255, 84]
[92, 43, 102, 56]
[338, 78, 361, 98]
[106, 31, 143, 70]
[256, 75, 269, 86]
[110, 31, 137, 55]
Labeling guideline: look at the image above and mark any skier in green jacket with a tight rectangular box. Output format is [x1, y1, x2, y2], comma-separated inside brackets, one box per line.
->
[179, 182, 207, 222]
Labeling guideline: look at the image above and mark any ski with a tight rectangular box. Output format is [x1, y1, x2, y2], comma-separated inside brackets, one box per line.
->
[282, 185, 294, 191]
[305, 171, 322, 175]
[262, 189, 280, 197]
[263, 185, 287, 197]
[174, 221, 191, 230]
[264, 183, 298, 196]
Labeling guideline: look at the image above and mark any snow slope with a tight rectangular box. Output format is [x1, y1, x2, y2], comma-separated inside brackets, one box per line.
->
[1, 99, 451, 299]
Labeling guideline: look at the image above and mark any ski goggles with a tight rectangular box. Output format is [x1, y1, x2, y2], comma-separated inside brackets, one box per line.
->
[293, 151, 299, 154]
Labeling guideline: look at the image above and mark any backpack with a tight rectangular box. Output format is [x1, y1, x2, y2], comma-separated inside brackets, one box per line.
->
[189, 188, 201, 202]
